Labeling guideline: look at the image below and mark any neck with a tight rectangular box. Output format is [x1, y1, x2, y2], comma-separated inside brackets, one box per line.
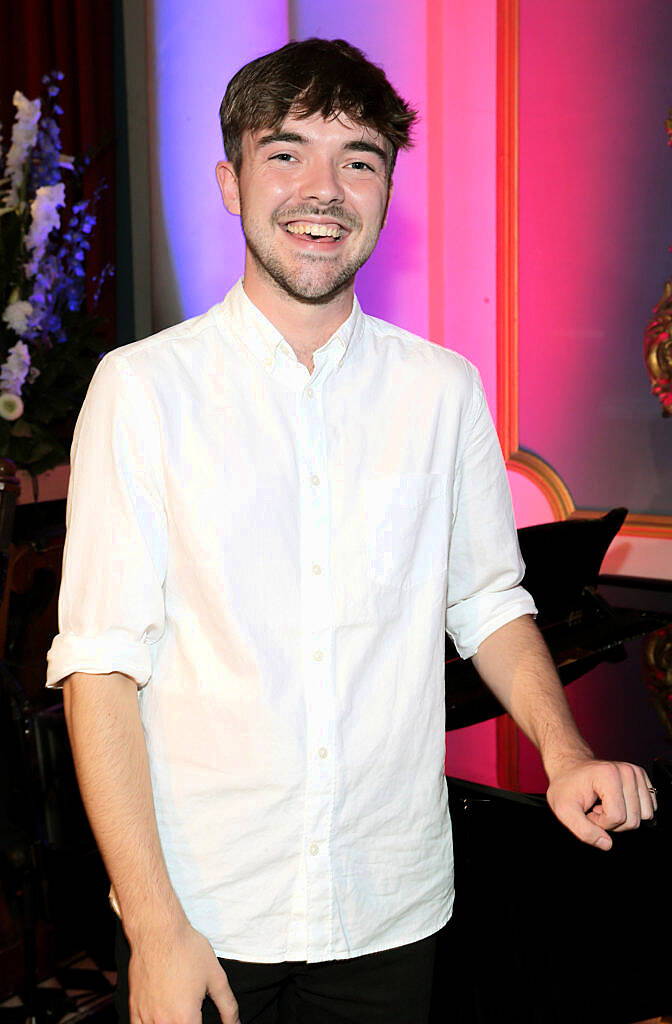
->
[242, 267, 354, 373]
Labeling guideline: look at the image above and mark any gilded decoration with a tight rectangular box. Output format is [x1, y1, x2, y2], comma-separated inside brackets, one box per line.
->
[643, 623, 672, 740]
[643, 109, 672, 417]
[644, 278, 672, 417]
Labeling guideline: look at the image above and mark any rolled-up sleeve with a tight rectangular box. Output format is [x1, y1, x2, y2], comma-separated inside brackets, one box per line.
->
[445, 364, 537, 659]
[46, 352, 167, 688]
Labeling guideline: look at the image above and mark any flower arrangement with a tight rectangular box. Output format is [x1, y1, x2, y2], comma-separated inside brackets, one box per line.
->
[0, 72, 112, 488]
[644, 109, 672, 417]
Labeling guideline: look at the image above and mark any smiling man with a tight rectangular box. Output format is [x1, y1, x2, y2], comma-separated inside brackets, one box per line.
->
[47, 38, 656, 1024]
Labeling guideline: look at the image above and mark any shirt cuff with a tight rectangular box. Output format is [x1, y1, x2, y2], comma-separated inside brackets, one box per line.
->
[46, 630, 152, 689]
[446, 588, 538, 660]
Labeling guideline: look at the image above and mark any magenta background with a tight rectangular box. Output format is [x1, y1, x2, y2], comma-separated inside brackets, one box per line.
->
[518, 0, 672, 517]
[517, 0, 672, 788]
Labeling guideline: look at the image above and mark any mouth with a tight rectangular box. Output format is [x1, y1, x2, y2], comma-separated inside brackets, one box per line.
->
[280, 219, 349, 244]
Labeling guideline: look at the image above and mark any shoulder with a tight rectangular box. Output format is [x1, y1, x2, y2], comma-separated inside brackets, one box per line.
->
[100, 306, 222, 381]
[76, 306, 227, 439]
[360, 310, 480, 397]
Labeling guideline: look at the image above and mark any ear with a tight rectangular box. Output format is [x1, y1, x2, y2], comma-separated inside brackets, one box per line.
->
[381, 178, 394, 229]
[216, 160, 241, 216]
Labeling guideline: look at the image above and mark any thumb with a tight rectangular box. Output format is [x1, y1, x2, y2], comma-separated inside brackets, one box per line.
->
[207, 962, 240, 1024]
[550, 797, 613, 851]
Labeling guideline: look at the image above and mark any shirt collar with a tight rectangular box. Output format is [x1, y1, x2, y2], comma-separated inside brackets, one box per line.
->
[220, 279, 363, 378]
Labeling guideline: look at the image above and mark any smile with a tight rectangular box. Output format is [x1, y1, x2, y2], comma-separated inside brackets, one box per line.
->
[284, 221, 344, 240]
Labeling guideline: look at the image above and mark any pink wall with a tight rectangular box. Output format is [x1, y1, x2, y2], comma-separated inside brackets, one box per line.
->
[518, 0, 672, 519]
[515, 0, 672, 790]
[439, 0, 498, 406]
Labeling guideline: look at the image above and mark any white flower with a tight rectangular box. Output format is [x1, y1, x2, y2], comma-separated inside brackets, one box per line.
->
[0, 340, 31, 396]
[25, 182, 65, 276]
[0, 392, 24, 421]
[13, 90, 41, 129]
[1, 91, 41, 211]
[2, 299, 33, 336]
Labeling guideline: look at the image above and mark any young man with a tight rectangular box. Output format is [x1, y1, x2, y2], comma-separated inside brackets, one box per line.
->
[47, 38, 656, 1024]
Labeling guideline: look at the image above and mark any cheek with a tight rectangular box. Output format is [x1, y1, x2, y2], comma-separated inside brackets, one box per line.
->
[362, 202, 389, 237]
[347, 184, 389, 227]
[241, 170, 295, 216]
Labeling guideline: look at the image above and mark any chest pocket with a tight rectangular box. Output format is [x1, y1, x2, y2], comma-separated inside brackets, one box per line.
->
[364, 474, 449, 589]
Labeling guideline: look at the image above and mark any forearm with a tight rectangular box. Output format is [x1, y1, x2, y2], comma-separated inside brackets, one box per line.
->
[63, 671, 186, 941]
[470, 614, 592, 780]
[63, 672, 239, 1023]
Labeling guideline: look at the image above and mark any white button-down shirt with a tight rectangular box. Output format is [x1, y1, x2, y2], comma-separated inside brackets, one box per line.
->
[47, 280, 536, 963]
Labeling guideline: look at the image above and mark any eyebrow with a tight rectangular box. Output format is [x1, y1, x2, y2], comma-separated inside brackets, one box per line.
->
[343, 140, 388, 163]
[256, 131, 307, 149]
[255, 132, 388, 164]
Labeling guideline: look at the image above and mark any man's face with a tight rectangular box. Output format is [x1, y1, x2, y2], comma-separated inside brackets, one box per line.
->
[217, 111, 393, 304]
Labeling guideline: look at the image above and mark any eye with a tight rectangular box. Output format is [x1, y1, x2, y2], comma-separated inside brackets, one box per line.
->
[270, 152, 297, 162]
[347, 160, 375, 171]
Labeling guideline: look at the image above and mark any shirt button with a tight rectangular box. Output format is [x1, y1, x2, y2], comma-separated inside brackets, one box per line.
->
[310, 474, 320, 486]
[318, 747, 328, 759]
[309, 842, 319, 856]
[264, 356, 273, 368]
[306, 386, 314, 398]
[313, 649, 324, 662]
[312, 563, 322, 575]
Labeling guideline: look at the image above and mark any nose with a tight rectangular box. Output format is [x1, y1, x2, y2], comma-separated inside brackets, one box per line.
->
[299, 156, 344, 206]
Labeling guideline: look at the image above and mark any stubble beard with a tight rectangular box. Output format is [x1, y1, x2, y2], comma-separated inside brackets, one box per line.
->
[241, 205, 382, 306]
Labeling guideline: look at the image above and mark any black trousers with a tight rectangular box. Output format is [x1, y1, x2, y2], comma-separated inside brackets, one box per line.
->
[115, 922, 439, 1024]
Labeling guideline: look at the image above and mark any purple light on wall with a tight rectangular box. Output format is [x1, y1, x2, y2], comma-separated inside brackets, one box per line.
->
[291, 0, 429, 338]
[148, 1, 289, 330]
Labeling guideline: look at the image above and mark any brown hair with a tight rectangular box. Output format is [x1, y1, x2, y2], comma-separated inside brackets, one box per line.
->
[219, 38, 417, 177]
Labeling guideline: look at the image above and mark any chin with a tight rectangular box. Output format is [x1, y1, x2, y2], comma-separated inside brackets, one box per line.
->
[274, 274, 354, 305]
[246, 232, 372, 303]
[260, 258, 357, 303]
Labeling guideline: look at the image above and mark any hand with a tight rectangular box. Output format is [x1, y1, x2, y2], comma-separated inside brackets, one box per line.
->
[128, 918, 240, 1024]
[546, 758, 657, 851]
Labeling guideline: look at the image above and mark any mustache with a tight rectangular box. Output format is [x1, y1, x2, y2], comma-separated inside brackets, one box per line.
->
[274, 205, 359, 231]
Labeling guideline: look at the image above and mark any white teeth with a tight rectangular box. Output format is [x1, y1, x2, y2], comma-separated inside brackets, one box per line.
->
[286, 222, 342, 238]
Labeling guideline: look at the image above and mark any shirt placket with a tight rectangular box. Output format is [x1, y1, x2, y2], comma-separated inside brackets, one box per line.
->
[296, 365, 336, 960]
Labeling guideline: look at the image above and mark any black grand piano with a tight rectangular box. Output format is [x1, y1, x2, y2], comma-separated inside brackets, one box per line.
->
[0, 499, 670, 1022]
[436, 508, 672, 1024]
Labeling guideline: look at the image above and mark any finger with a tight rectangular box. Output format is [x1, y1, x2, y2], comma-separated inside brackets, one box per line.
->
[550, 796, 613, 850]
[208, 964, 240, 1024]
[603, 763, 640, 832]
[582, 763, 630, 832]
[635, 765, 657, 819]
